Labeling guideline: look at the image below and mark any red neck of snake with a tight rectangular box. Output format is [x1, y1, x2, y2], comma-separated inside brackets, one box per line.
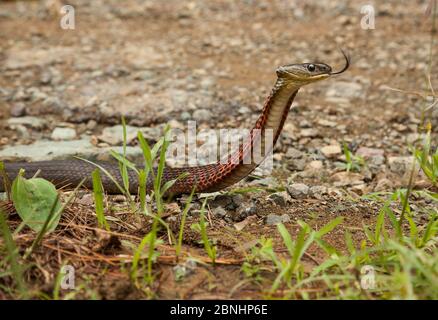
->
[198, 79, 300, 192]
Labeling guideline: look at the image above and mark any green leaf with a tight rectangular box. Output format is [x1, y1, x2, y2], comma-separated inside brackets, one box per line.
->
[315, 216, 344, 238]
[277, 223, 295, 256]
[11, 175, 62, 233]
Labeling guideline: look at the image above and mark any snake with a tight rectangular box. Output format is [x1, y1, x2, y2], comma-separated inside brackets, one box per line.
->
[0, 52, 349, 196]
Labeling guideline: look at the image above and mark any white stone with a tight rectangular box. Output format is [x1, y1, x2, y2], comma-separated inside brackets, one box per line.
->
[7, 116, 48, 129]
[51, 127, 77, 140]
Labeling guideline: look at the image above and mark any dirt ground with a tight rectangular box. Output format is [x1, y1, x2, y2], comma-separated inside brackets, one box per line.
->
[0, 0, 437, 299]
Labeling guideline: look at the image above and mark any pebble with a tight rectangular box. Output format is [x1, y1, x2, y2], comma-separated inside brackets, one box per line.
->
[374, 178, 393, 192]
[10, 103, 26, 117]
[265, 214, 291, 225]
[86, 120, 98, 130]
[98, 125, 159, 146]
[356, 147, 384, 159]
[299, 128, 319, 138]
[285, 147, 304, 159]
[212, 206, 227, 218]
[7, 116, 47, 129]
[306, 160, 323, 170]
[330, 172, 365, 187]
[165, 202, 182, 216]
[321, 144, 342, 158]
[287, 183, 309, 198]
[51, 127, 77, 141]
[267, 191, 290, 206]
[98, 125, 140, 145]
[42, 97, 64, 114]
[192, 109, 212, 122]
[388, 156, 415, 175]
[287, 158, 307, 171]
[317, 119, 337, 127]
[0, 139, 94, 161]
[309, 186, 328, 200]
[235, 204, 257, 221]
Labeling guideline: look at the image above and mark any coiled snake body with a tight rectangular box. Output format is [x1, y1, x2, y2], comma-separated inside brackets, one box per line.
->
[1, 55, 348, 195]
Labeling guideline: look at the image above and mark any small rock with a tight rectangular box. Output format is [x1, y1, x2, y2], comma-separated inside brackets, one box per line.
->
[317, 119, 337, 127]
[40, 70, 52, 84]
[231, 194, 244, 208]
[306, 160, 323, 170]
[249, 176, 278, 188]
[192, 109, 212, 122]
[86, 120, 98, 130]
[76, 194, 94, 206]
[327, 187, 343, 198]
[299, 119, 312, 128]
[287, 158, 307, 171]
[7, 116, 47, 129]
[42, 96, 64, 114]
[51, 127, 77, 141]
[299, 128, 319, 138]
[10, 103, 26, 117]
[180, 111, 191, 121]
[12, 124, 29, 139]
[238, 106, 250, 114]
[356, 147, 384, 159]
[330, 172, 365, 187]
[374, 178, 393, 192]
[235, 203, 257, 221]
[165, 202, 181, 216]
[287, 183, 309, 198]
[350, 183, 368, 195]
[285, 147, 304, 159]
[267, 191, 290, 206]
[368, 155, 385, 167]
[388, 156, 415, 175]
[0, 138, 94, 161]
[234, 215, 257, 231]
[309, 186, 328, 199]
[265, 214, 291, 225]
[212, 206, 227, 218]
[321, 144, 342, 158]
[406, 133, 422, 145]
[98, 125, 139, 145]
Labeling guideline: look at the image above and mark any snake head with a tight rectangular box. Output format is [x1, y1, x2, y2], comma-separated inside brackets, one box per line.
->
[276, 62, 332, 86]
[276, 49, 350, 86]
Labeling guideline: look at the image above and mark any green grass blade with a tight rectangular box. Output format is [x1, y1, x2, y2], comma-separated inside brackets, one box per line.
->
[92, 169, 109, 231]
[0, 209, 27, 297]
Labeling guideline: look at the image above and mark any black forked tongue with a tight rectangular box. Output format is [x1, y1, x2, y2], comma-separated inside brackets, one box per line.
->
[330, 48, 350, 75]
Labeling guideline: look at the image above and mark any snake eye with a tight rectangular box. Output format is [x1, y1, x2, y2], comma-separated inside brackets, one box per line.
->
[307, 64, 316, 72]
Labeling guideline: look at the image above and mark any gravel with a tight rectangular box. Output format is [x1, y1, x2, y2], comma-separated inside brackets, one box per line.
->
[265, 214, 291, 225]
[51, 127, 77, 141]
[321, 144, 342, 158]
[287, 183, 310, 199]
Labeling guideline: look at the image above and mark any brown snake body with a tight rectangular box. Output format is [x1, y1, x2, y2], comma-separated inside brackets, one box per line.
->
[1, 55, 349, 195]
